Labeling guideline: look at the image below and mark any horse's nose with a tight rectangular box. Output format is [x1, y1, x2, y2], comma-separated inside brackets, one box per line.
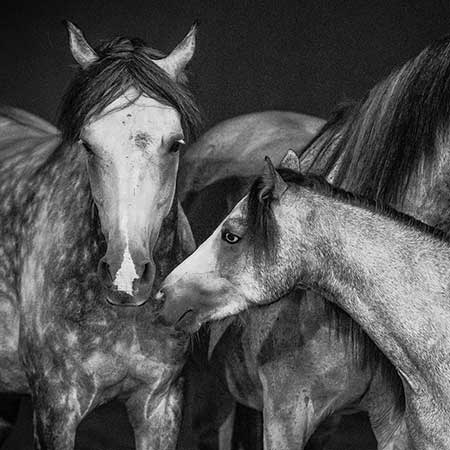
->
[138, 260, 155, 286]
[97, 257, 114, 288]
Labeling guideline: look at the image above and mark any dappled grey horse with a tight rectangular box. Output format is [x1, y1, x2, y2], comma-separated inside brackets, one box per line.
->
[0, 21, 200, 449]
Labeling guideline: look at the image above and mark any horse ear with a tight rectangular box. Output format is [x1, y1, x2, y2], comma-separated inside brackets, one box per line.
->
[154, 23, 197, 80]
[260, 156, 288, 201]
[279, 149, 300, 171]
[65, 21, 98, 69]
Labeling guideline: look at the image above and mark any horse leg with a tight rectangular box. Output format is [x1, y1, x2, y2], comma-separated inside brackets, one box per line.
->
[28, 373, 95, 450]
[218, 400, 236, 450]
[259, 372, 318, 450]
[125, 378, 184, 450]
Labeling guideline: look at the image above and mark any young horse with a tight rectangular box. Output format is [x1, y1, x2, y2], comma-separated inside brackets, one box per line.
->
[183, 151, 407, 450]
[0, 22, 199, 449]
[169, 35, 450, 449]
[159, 157, 450, 449]
[179, 114, 404, 449]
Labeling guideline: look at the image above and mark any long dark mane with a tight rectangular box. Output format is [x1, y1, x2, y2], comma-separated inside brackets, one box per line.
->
[58, 35, 201, 144]
[299, 35, 450, 206]
[249, 35, 450, 409]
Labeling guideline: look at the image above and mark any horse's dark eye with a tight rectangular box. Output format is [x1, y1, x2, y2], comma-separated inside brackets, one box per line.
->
[169, 139, 185, 153]
[222, 230, 241, 244]
[82, 142, 95, 157]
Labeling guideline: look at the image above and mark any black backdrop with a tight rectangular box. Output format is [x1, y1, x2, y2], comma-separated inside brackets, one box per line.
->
[2, 1, 450, 449]
[2, 0, 450, 128]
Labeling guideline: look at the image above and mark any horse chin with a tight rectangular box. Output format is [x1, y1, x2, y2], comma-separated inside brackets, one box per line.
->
[105, 289, 148, 307]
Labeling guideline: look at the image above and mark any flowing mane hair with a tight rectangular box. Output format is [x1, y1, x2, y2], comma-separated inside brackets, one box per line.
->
[248, 35, 450, 410]
[58, 35, 202, 144]
[299, 34, 450, 207]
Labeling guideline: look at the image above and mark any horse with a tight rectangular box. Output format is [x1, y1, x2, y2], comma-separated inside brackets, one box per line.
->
[165, 35, 450, 449]
[0, 21, 200, 449]
[177, 110, 324, 244]
[180, 122, 406, 449]
[158, 152, 450, 449]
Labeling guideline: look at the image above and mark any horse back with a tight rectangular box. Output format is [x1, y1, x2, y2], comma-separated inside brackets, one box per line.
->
[0, 107, 61, 393]
[0, 106, 61, 170]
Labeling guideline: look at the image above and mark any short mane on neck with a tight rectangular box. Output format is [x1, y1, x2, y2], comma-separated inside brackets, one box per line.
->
[248, 169, 447, 259]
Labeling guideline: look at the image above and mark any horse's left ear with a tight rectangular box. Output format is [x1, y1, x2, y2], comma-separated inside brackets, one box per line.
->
[279, 149, 300, 171]
[65, 21, 99, 69]
[260, 156, 288, 201]
[155, 23, 197, 80]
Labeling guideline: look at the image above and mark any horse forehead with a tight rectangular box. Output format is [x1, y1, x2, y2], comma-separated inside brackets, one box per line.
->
[86, 93, 182, 137]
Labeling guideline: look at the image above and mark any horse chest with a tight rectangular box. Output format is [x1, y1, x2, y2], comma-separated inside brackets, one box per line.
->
[79, 328, 185, 399]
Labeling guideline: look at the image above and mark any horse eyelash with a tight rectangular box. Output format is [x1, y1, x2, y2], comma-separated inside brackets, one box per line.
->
[169, 139, 186, 153]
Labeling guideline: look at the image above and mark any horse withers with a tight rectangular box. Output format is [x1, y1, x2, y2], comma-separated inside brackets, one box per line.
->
[0, 22, 199, 449]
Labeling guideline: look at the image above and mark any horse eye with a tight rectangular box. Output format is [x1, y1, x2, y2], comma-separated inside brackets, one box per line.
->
[169, 139, 185, 153]
[81, 141, 95, 157]
[221, 230, 241, 244]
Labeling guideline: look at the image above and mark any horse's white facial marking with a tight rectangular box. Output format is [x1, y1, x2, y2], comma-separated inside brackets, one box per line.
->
[82, 89, 183, 297]
[113, 240, 138, 295]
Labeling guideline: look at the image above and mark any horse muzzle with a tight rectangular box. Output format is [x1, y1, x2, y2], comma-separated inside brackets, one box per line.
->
[98, 256, 155, 306]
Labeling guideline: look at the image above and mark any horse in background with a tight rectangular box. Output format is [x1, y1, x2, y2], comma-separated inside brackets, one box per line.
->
[173, 35, 450, 449]
[0, 21, 199, 449]
[178, 111, 324, 243]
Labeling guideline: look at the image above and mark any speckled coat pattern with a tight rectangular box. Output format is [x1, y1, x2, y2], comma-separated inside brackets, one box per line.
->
[0, 109, 194, 449]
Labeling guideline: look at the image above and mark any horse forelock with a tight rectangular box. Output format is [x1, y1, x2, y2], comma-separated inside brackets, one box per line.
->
[57, 35, 202, 145]
[247, 177, 279, 262]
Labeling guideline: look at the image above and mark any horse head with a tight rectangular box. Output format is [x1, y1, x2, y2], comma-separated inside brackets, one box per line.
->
[61, 22, 200, 306]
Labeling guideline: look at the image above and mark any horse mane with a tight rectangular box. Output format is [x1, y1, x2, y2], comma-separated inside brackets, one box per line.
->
[299, 35, 450, 206]
[58, 35, 202, 144]
[248, 168, 446, 263]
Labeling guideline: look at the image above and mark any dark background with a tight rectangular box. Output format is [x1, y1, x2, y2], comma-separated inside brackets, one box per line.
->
[2, 0, 450, 129]
[1, 1, 450, 449]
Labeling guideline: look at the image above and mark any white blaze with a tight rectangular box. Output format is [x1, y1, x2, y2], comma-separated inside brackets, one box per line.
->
[113, 150, 140, 295]
[114, 238, 138, 295]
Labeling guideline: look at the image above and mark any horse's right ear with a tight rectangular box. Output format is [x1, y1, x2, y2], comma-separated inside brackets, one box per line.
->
[64, 21, 98, 69]
[279, 149, 300, 171]
[260, 156, 288, 201]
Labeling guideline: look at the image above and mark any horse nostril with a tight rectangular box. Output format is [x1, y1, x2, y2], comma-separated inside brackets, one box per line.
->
[140, 261, 154, 284]
[97, 259, 113, 286]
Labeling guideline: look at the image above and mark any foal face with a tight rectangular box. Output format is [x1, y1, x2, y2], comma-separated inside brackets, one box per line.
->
[81, 90, 184, 306]
[157, 193, 296, 332]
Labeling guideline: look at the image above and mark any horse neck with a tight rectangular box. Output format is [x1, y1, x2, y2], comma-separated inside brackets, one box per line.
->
[28, 144, 102, 261]
[288, 191, 450, 391]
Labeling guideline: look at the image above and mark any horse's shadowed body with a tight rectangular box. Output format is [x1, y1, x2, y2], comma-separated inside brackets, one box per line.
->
[169, 35, 450, 449]
[0, 22, 200, 449]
